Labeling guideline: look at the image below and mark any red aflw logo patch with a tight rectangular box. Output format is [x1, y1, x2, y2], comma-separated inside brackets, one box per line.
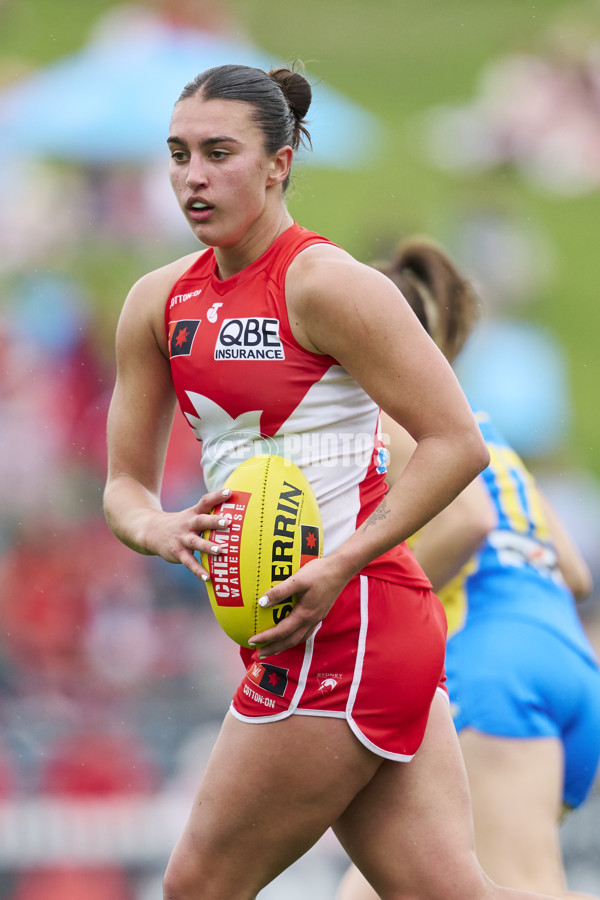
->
[168, 319, 200, 357]
[247, 661, 289, 697]
[300, 524, 320, 567]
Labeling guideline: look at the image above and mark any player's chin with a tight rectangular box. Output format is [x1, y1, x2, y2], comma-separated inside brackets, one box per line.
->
[188, 222, 216, 245]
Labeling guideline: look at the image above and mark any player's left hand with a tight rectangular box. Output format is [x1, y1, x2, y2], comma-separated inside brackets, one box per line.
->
[248, 555, 352, 657]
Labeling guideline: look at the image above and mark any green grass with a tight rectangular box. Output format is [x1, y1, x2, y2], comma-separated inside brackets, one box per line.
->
[1, 0, 599, 475]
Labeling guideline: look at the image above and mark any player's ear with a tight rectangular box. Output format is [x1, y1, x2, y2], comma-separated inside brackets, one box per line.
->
[267, 145, 293, 187]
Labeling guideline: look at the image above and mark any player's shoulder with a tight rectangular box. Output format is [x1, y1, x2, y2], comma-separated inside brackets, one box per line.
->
[288, 241, 391, 299]
[116, 249, 209, 346]
[290, 240, 355, 276]
[131, 248, 208, 299]
[287, 241, 403, 325]
[120, 249, 208, 324]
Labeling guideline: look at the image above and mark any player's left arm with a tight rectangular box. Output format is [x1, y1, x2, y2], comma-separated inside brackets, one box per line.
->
[250, 247, 489, 655]
[379, 410, 416, 487]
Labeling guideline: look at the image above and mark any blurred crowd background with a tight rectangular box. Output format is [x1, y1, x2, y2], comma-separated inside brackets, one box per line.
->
[0, 0, 600, 896]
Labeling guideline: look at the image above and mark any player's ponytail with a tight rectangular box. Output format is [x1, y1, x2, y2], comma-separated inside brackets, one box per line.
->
[373, 238, 481, 364]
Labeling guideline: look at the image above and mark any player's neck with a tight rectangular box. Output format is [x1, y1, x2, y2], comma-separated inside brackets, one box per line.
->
[214, 210, 294, 281]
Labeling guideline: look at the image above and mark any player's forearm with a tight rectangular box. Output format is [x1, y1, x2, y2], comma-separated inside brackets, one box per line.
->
[103, 473, 165, 556]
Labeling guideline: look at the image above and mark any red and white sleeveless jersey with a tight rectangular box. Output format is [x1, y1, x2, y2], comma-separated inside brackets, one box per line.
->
[165, 223, 429, 587]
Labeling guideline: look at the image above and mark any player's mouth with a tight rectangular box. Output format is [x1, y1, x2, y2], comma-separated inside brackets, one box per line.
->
[187, 198, 214, 221]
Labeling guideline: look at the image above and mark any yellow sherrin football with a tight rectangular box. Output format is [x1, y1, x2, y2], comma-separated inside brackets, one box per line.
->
[201, 454, 323, 647]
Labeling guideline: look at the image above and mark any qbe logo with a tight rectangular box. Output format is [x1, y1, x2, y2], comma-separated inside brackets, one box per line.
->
[214, 317, 285, 361]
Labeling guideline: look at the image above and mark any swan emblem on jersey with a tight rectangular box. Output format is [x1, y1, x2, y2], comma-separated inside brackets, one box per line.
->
[183, 392, 279, 488]
[318, 677, 339, 693]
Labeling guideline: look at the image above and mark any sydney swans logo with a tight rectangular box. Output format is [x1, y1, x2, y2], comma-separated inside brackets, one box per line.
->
[183, 392, 277, 471]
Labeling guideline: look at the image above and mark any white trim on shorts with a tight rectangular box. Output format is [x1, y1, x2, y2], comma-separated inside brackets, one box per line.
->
[229, 577, 447, 755]
[229, 623, 321, 725]
[344, 574, 414, 762]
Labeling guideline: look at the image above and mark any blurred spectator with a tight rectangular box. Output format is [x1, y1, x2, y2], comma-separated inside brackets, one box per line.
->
[449, 204, 554, 311]
[0, 515, 159, 696]
[0, 162, 88, 272]
[12, 866, 135, 900]
[0, 273, 113, 547]
[423, 42, 600, 195]
[39, 731, 159, 797]
[89, 0, 245, 45]
[0, 742, 17, 798]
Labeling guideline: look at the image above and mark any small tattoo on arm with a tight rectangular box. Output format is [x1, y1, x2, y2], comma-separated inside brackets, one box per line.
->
[363, 499, 391, 531]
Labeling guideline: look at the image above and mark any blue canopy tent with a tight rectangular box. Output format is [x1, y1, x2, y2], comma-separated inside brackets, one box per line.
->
[0, 27, 381, 168]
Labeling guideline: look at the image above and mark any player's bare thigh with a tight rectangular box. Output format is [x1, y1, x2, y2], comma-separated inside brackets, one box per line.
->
[459, 730, 566, 893]
[164, 711, 382, 899]
[334, 692, 488, 900]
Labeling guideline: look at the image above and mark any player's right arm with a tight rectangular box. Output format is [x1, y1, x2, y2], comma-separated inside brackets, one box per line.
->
[538, 491, 592, 601]
[103, 258, 228, 580]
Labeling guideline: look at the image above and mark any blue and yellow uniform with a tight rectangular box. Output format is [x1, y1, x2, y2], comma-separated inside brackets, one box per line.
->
[442, 407, 600, 809]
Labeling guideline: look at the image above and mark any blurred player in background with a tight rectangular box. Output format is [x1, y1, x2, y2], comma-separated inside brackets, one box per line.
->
[338, 237, 600, 900]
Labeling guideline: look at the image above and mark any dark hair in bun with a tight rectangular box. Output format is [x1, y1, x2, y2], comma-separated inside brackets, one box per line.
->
[177, 63, 313, 189]
[268, 66, 312, 151]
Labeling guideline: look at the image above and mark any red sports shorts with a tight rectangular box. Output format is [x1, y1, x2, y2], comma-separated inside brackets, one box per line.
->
[231, 574, 448, 760]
